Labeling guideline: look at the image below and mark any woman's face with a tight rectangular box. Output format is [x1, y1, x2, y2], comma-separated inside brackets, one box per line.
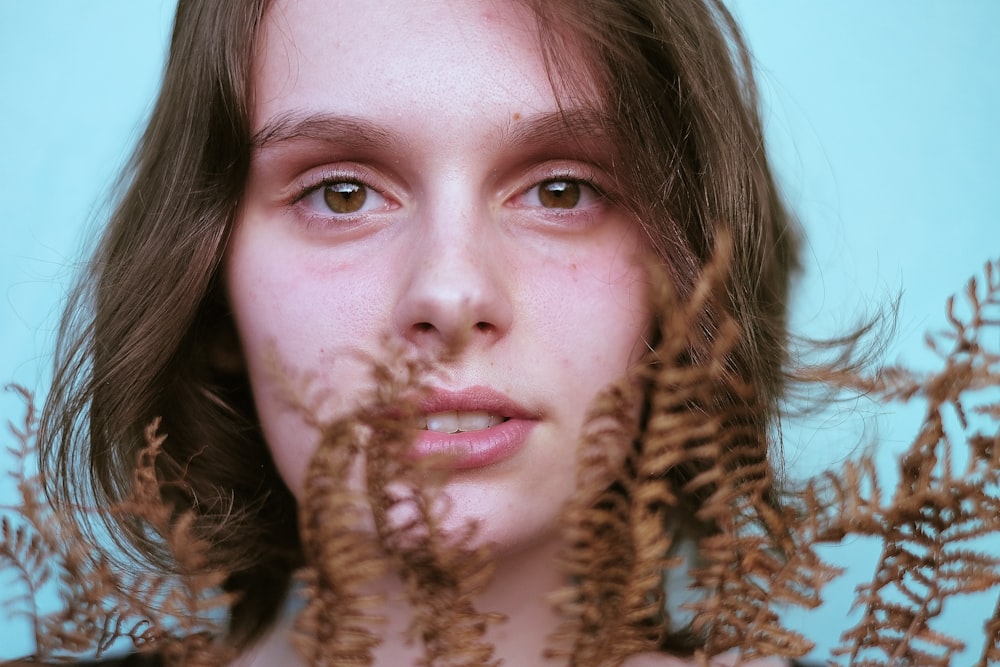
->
[226, 0, 650, 554]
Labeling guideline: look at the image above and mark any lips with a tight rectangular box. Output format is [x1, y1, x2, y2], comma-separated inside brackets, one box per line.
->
[409, 386, 538, 469]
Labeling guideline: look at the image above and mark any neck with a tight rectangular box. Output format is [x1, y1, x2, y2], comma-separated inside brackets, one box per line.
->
[237, 535, 567, 666]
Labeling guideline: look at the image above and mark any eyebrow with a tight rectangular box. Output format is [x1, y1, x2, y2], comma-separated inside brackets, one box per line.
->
[496, 108, 614, 153]
[250, 107, 614, 156]
[251, 112, 403, 152]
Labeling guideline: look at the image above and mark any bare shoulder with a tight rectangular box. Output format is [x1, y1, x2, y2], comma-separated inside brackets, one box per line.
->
[622, 653, 792, 667]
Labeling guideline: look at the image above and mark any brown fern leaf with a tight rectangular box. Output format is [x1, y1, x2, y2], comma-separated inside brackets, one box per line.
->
[829, 259, 1000, 667]
[361, 354, 502, 667]
[290, 345, 502, 667]
[976, 592, 1000, 667]
[294, 408, 388, 666]
[267, 344, 396, 665]
[669, 289, 830, 660]
[1, 390, 235, 664]
[547, 243, 729, 666]
[109, 421, 237, 666]
[547, 380, 646, 666]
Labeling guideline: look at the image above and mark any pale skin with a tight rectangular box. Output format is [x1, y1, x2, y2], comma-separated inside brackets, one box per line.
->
[226, 0, 787, 665]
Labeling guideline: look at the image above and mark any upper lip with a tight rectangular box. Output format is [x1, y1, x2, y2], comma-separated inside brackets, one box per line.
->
[419, 385, 537, 419]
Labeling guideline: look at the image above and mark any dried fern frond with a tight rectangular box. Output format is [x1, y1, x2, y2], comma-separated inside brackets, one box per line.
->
[1, 392, 234, 666]
[288, 346, 501, 667]
[818, 259, 1000, 667]
[676, 311, 836, 660]
[551, 239, 836, 666]
[293, 401, 389, 665]
[546, 379, 649, 666]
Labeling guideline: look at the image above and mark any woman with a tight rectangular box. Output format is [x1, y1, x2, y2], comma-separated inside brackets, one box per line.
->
[35, 0, 815, 664]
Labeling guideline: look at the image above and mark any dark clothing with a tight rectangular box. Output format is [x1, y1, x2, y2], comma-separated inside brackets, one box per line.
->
[15, 655, 163, 666]
[49, 655, 823, 666]
[81, 657, 162, 667]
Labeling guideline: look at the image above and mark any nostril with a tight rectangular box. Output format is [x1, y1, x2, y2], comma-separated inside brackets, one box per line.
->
[474, 321, 492, 332]
[414, 322, 435, 333]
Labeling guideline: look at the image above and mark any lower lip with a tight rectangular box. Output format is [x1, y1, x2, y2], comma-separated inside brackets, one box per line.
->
[409, 419, 536, 470]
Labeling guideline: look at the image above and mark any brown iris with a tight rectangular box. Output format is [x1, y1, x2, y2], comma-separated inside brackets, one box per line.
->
[537, 180, 581, 209]
[323, 182, 367, 214]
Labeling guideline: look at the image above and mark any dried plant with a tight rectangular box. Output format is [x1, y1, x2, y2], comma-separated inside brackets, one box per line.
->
[1, 388, 234, 666]
[279, 345, 502, 667]
[810, 259, 1000, 666]
[548, 244, 841, 665]
[0, 259, 998, 667]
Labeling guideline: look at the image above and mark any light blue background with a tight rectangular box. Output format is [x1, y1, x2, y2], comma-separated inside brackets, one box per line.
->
[1, 2, 998, 662]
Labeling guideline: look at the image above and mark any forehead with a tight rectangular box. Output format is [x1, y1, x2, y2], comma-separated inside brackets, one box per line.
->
[251, 0, 595, 134]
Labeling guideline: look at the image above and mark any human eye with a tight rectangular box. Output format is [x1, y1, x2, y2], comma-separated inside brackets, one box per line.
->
[511, 171, 606, 213]
[298, 178, 390, 215]
[289, 167, 397, 228]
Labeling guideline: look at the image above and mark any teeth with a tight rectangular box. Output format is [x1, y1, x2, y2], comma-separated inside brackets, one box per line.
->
[425, 412, 461, 433]
[458, 411, 495, 432]
[423, 411, 503, 433]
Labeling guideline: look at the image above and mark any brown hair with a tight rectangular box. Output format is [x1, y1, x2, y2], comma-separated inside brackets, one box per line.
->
[39, 0, 799, 650]
[39, 0, 293, 645]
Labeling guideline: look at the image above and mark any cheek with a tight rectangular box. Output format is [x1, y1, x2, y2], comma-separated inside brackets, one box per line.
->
[224, 240, 392, 495]
[532, 239, 650, 371]
[229, 250, 373, 352]
[226, 226, 401, 392]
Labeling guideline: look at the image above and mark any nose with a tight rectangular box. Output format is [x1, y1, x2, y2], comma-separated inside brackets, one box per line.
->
[393, 204, 513, 351]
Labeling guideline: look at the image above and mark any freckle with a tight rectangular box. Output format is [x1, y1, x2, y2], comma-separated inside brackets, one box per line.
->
[570, 263, 577, 270]
[512, 112, 522, 121]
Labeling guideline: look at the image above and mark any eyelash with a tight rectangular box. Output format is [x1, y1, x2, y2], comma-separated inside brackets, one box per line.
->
[290, 168, 396, 226]
[514, 175, 605, 212]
